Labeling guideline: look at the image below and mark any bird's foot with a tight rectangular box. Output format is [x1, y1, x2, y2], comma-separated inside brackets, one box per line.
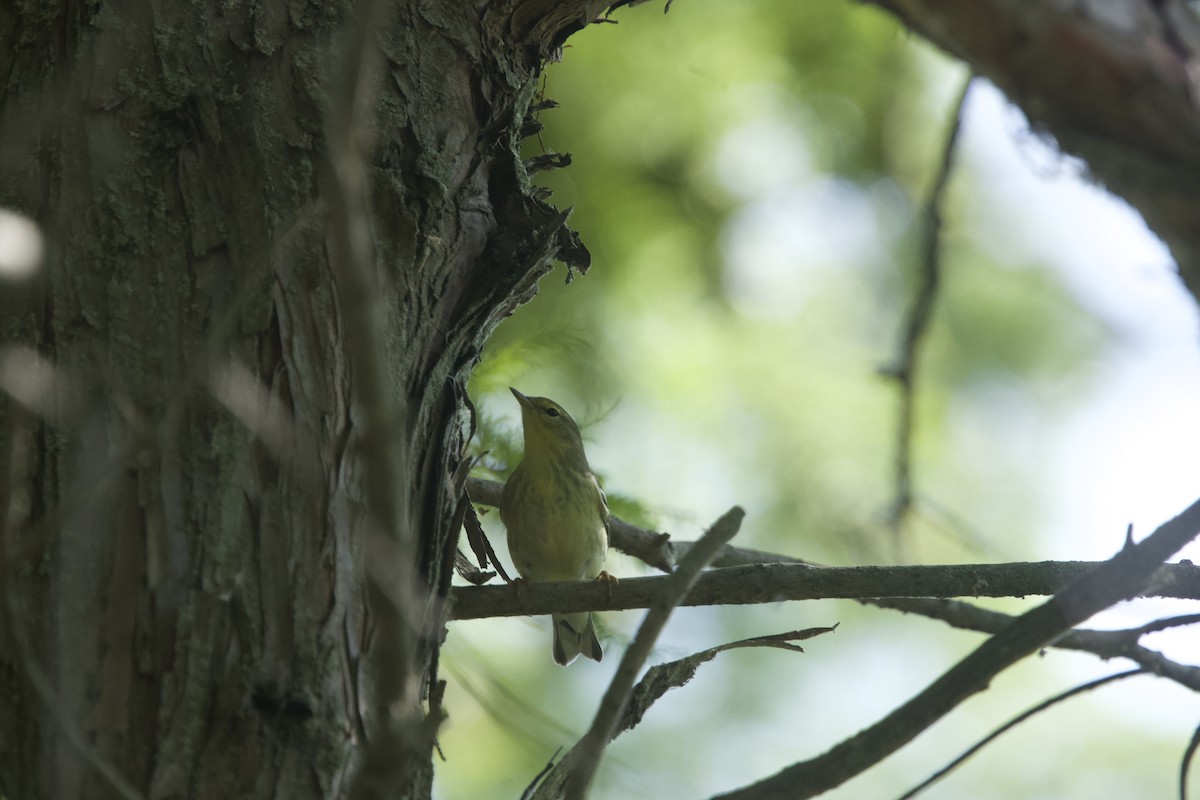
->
[595, 571, 618, 599]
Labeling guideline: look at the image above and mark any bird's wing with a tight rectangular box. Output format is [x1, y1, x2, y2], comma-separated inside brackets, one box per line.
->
[592, 472, 611, 534]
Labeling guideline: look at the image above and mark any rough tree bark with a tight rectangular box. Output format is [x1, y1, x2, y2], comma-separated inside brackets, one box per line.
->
[0, 2, 599, 798]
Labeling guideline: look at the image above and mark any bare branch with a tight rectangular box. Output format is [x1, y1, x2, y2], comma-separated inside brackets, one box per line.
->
[466, 475, 1200, 695]
[896, 668, 1145, 800]
[871, 597, 1200, 693]
[614, 627, 837, 739]
[449, 559, 1200, 619]
[713, 496, 1200, 799]
[882, 75, 973, 543]
[1132, 612, 1200, 637]
[521, 748, 563, 800]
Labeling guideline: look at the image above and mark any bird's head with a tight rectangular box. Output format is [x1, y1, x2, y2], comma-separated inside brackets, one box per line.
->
[510, 387, 587, 464]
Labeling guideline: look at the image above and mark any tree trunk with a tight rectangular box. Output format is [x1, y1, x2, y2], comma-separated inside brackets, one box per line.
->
[0, 2, 595, 798]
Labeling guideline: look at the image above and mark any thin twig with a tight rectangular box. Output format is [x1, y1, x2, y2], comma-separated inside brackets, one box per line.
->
[562, 506, 745, 800]
[872, 597, 1200, 693]
[1133, 613, 1200, 637]
[896, 669, 1144, 799]
[521, 747, 564, 800]
[613, 626, 837, 739]
[883, 75, 974, 545]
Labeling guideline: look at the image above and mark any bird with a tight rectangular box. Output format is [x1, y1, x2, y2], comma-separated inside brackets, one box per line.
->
[501, 387, 611, 665]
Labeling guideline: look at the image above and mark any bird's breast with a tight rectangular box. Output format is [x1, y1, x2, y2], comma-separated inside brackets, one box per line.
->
[503, 467, 608, 584]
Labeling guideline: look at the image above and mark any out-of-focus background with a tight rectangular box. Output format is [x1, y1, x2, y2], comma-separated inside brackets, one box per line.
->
[439, 2, 1200, 797]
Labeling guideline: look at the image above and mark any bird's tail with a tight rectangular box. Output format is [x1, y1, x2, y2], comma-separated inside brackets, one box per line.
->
[552, 612, 602, 666]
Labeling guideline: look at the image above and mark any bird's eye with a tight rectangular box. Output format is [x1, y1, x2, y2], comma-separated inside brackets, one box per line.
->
[544, 407, 560, 418]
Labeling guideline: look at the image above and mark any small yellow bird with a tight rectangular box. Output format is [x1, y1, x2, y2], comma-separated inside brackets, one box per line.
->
[501, 387, 611, 665]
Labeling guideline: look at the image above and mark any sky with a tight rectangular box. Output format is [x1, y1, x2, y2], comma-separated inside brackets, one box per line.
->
[958, 83, 1200, 666]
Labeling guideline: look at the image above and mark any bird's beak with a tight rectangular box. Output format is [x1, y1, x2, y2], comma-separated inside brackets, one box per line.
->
[510, 387, 532, 409]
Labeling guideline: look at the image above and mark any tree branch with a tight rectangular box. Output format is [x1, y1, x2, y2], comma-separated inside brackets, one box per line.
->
[464, 476, 1200, 693]
[449, 559, 1200, 619]
[870, 597, 1200, 693]
[713, 500, 1200, 799]
[882, 74, 972, 543]
[865, 0, 1200, 295]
